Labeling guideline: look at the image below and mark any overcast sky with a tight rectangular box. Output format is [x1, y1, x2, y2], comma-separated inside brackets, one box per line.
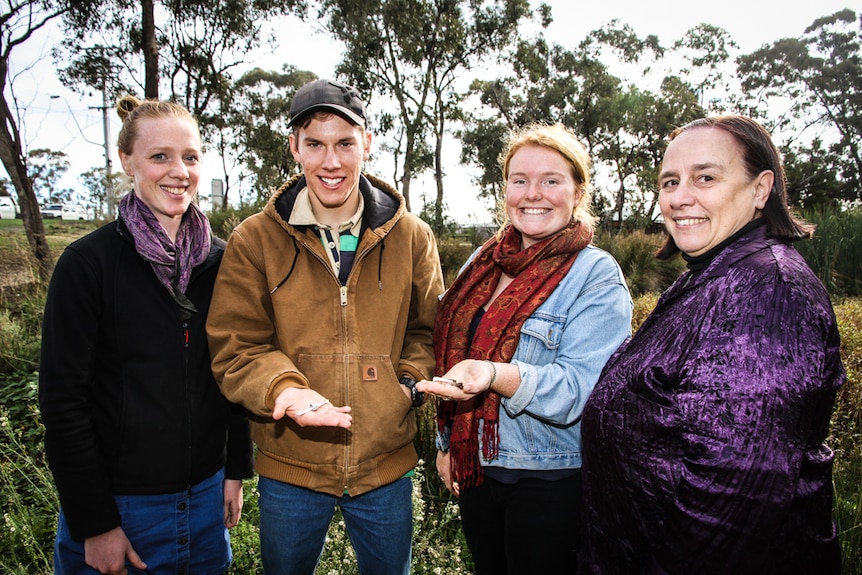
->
[8, 1, 856, 221]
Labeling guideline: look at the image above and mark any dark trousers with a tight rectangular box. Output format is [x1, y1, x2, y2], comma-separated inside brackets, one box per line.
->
[458, 471, 582, 575]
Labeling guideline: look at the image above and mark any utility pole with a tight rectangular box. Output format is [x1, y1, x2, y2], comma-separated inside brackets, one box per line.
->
[92, 85, 114, 219]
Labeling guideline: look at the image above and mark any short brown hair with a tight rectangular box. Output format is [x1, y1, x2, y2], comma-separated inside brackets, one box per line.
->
[656, 115, 813, 260]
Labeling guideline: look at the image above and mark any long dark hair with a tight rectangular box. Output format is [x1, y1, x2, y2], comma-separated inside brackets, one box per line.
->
[656, 115, 814, 260]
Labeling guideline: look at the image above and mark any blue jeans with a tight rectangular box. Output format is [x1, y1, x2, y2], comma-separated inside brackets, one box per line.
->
[53, 468, 230, 575]
[258, 476, 413, 575]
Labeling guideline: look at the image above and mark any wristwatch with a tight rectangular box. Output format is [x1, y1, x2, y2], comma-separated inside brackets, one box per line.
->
[399, 376, 425, 408]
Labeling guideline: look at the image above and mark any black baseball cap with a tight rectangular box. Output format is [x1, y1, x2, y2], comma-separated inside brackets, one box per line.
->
[288, 79, 367, 128]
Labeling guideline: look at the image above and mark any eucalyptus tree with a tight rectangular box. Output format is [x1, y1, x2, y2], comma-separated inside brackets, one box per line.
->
[460, 20, 705, 226]
[781, 139, 847, 209]
[79, 165, 122, 218]
[316, 0, 533, 213]
[460, 24, 649, 205]
[0, 0, 79, 281]
[26, 148, 70, 203]
[670, 23, 738, 112]
[737, 8, 862, 203]
[55, 0, 305, 209]
[598, 78, 701, 227]
[58, 0, 304, 110]
[218, 65, 315, 204]
[459, 33, 625, 208]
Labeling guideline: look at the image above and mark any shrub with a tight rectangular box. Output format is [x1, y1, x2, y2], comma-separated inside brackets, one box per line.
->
[0, 286, 45, 376]
[798, 207, 862, 297]
[208, 204, 267, 240]
[436, 237, 476, 287]
[593, 230, 686, 297]
[632, 292, 659, 331]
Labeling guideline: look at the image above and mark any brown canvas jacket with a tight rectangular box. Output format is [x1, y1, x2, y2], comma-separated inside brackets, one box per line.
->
[207, 173, 443, 496]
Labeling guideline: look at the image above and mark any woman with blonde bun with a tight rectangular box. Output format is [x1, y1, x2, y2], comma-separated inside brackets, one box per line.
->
[40, 95, 253, 575]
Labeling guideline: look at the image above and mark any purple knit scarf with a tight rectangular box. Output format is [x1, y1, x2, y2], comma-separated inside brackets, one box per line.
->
[118, 192, 212, 295]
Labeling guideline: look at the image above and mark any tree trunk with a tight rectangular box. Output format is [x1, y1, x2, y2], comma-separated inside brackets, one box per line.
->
[401, 123, 420, 212]
[142, 0, 159, 99]
[0, 62, 53, 282]
[0, 122, 53, 282]
[401, 165, 412, 212]
[433, 109, 445, 231]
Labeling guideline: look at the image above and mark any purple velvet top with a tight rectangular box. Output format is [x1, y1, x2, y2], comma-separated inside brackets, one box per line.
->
[580, 225, 844, 575]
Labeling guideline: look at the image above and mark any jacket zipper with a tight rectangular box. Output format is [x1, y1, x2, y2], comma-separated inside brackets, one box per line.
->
[183, 319, 193, 492]
[295, 230, 385, 494]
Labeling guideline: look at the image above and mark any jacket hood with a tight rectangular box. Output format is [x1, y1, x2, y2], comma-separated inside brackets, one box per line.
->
[265, 173, 405, 237]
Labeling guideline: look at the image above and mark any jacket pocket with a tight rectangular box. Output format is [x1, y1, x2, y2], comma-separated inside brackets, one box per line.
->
[518, 314, 565, 361]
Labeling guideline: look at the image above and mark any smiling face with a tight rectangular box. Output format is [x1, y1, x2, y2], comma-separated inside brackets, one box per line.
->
[118, 116, 201, 239]
[658, 127, 773, 257]
[505, 144, 580, 249]
[289, 114, 372, 226]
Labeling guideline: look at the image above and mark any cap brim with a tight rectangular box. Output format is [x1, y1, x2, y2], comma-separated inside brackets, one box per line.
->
[288, 104, 365, 128]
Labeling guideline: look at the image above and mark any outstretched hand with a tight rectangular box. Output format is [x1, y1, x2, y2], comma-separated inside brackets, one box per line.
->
[273, 387, 352, 428]
[416, 359, 496, 402]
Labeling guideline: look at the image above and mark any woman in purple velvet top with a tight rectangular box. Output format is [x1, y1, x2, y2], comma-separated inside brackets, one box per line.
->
[580, 115, 844, 575]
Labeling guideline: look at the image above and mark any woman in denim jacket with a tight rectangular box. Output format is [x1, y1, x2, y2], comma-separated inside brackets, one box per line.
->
[418, 123, 632, 575]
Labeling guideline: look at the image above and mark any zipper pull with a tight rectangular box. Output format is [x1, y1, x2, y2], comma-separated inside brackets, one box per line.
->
[340, 286, 348, 307]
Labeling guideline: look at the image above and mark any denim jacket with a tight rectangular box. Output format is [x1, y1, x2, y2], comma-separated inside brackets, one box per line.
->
[437, 244, 632, 471]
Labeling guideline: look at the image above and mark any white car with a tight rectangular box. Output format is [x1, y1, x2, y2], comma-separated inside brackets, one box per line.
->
[0, 196, 17, 219]
[61, 204, 87, 220]
[41, 203, 63, 219]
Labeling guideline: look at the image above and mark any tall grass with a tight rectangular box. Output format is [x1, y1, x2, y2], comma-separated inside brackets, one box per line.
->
[831, 298, 862, 570]
[798, 207, 862, 297]
[0, 400, 57, 574]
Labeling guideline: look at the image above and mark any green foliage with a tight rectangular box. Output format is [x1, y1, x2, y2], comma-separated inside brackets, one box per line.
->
[226, 480, 264, 574]
[220, 66, 313, 198]
[26, 149, 71, 204]
[593, 230, 686, 297]
[460, 22, 705, 224]
[737, 8, 862, 202]
[782, 141, 847, 209]
[208, 203, 267, 240]
[796, 207, 862, 297]
[78, 167, 122, 221]
[831, 299, 862, 573]
[435, 236, 476, 287]
[57, 0, 305, 119]
[0, 403, 57, 575]
[0, 290, 44, 376]
[320, 0, 532, 210]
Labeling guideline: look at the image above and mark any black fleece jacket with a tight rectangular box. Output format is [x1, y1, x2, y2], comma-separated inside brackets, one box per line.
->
[39, 219, 253, 541]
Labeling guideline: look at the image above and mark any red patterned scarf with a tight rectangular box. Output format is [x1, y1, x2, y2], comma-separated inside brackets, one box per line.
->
[434, 219, 593, 488]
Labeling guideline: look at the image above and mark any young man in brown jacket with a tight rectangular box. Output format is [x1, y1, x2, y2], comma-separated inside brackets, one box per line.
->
[207, 78, 444, 575]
